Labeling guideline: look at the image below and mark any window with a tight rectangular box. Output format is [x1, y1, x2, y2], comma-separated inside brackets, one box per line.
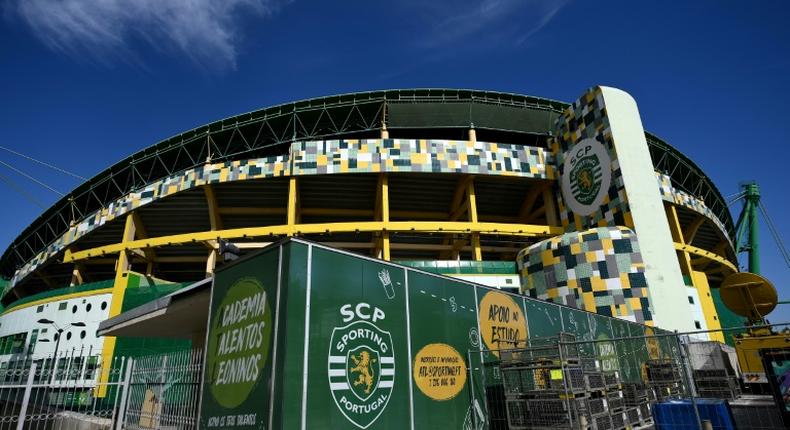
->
[100, 302, 107, 311]
[688, 296, 694, 304]
[80, 330, 86, 339]
[505, 278, 513, 285]
[67, 357, 84, 380]
[28, 330, 39, 354]
[85, 356, 99, 379]
[72, 305, 77, 314]
[86, 303, 92, 312]
[0, 333, 28, 355]
[58, 302, 67, 311]
[66, 332, 72, 341]
[36, 305, 44, 313]
[713, 316, 718, 320]
[694, 321, 702, 329]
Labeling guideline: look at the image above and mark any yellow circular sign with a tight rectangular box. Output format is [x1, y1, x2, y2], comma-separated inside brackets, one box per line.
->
[413, 343, 467, 401]
[479, 291, 528, 356]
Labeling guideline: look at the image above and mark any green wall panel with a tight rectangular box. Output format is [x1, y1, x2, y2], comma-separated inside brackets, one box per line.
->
[524, 298, 562, 338]
[200, 247, 281, 429]
[197, 240, 670, 429]
[304, 247, 410, 430]
[407, 271, 482, 429]
[275, 241, 308, 430]
[560, 306, 594, 356]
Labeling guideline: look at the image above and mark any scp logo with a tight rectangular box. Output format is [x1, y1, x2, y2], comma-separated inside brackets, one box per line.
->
[328, 303, 395, 429]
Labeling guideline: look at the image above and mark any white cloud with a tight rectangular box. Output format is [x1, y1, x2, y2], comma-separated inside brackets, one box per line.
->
[14, 0, 285, 70]
[412, 0, 569, 49]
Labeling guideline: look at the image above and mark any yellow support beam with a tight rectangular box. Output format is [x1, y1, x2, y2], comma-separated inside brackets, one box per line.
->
[673, 242, 738, 273]
[70, 263, 85, 286]
[204, 184, 223, 230]
[64, 221, 562, 263]
[542, 186, 559, 226]
[695, 240, 732, 272]
[692, 270, 724, 342]
[97, 213, 137, 397]
[518, 182, 548, 221]
[130, 211, 155, 276]
[449, 176, 474, 221]
[68, 245, 85, 286]
[287, 177, 299, 235]
[440, 175, 472, 259]
[665, 204, 694, 277]
[683, 215, 706, 245]
[204, 184, 223, 275]
[380, 174, 390, 260]
[467, 179, 482, 261]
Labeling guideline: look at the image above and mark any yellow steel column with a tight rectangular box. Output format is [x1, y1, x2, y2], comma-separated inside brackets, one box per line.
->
[97, 213, 137, 396]
[467, 179, 482, 261]
[204, 184, 223, 275]
[542, 186, 559, 226]
[130, 212, 155, 276]
[380, 173, 391, 260]
[683, 215, 706, 245]
[69, 248, 84, 286]
[467, 126, 480, 259]
[666, 204, 695, 276]
[287, 176, 299, 236]
[693, 271, 724, 342]
[69, 265, 84, 286]
[444, 175, 473, 259]
[665, 203, 723, 341]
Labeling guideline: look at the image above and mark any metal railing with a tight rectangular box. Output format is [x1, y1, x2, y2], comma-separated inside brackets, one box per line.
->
[0, 348, 201, 430]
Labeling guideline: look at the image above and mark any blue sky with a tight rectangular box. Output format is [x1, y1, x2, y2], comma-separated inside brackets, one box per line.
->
[1, 0, 788, 321]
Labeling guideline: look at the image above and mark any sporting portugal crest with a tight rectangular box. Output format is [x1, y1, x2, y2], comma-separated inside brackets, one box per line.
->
[328, 314, 395, 429]
[561, 138, 612, 216]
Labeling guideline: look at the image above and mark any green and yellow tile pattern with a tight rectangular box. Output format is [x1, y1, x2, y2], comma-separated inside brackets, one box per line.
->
[8, 139, 551, 293]
[517, 226, 652, 324]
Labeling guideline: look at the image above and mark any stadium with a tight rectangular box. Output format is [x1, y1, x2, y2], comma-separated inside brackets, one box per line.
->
[0, 86, 739, 363]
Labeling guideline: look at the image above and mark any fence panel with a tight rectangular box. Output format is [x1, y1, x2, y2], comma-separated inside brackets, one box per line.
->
[123, 349, 202, 430]
[0, 350, 129, 430]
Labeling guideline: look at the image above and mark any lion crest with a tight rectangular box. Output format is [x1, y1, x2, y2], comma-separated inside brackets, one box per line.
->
[350, 350, 377, 395]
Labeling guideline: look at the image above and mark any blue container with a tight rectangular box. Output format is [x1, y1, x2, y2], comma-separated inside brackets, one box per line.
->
[652, 399, 735, 430]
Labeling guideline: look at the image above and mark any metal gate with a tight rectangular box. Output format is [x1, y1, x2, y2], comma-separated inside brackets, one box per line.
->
[0, 351, 129, 429]
[122, 349, 202, 430]
[0, 348, 202, 430]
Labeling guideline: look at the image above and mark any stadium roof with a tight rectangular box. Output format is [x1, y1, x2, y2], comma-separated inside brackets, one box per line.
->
[0, 89, 735, 280]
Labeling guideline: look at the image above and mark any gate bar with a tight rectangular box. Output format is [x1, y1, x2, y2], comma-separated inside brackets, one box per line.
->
[16, 361, 37, 430]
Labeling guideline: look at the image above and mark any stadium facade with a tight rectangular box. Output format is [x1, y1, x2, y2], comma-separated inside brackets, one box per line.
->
[0, 86, 739, 363]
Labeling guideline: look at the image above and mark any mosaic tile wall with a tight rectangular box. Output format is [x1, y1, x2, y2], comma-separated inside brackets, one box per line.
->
[551, 88, 633, 232]
[291, 139, 554, 177]
[8, 156, 290, 291]
[517, 226, 652, 324]
[7, 139, 552, 293]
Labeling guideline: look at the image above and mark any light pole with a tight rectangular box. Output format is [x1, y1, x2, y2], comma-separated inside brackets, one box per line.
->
[37, 319, 86, 385]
